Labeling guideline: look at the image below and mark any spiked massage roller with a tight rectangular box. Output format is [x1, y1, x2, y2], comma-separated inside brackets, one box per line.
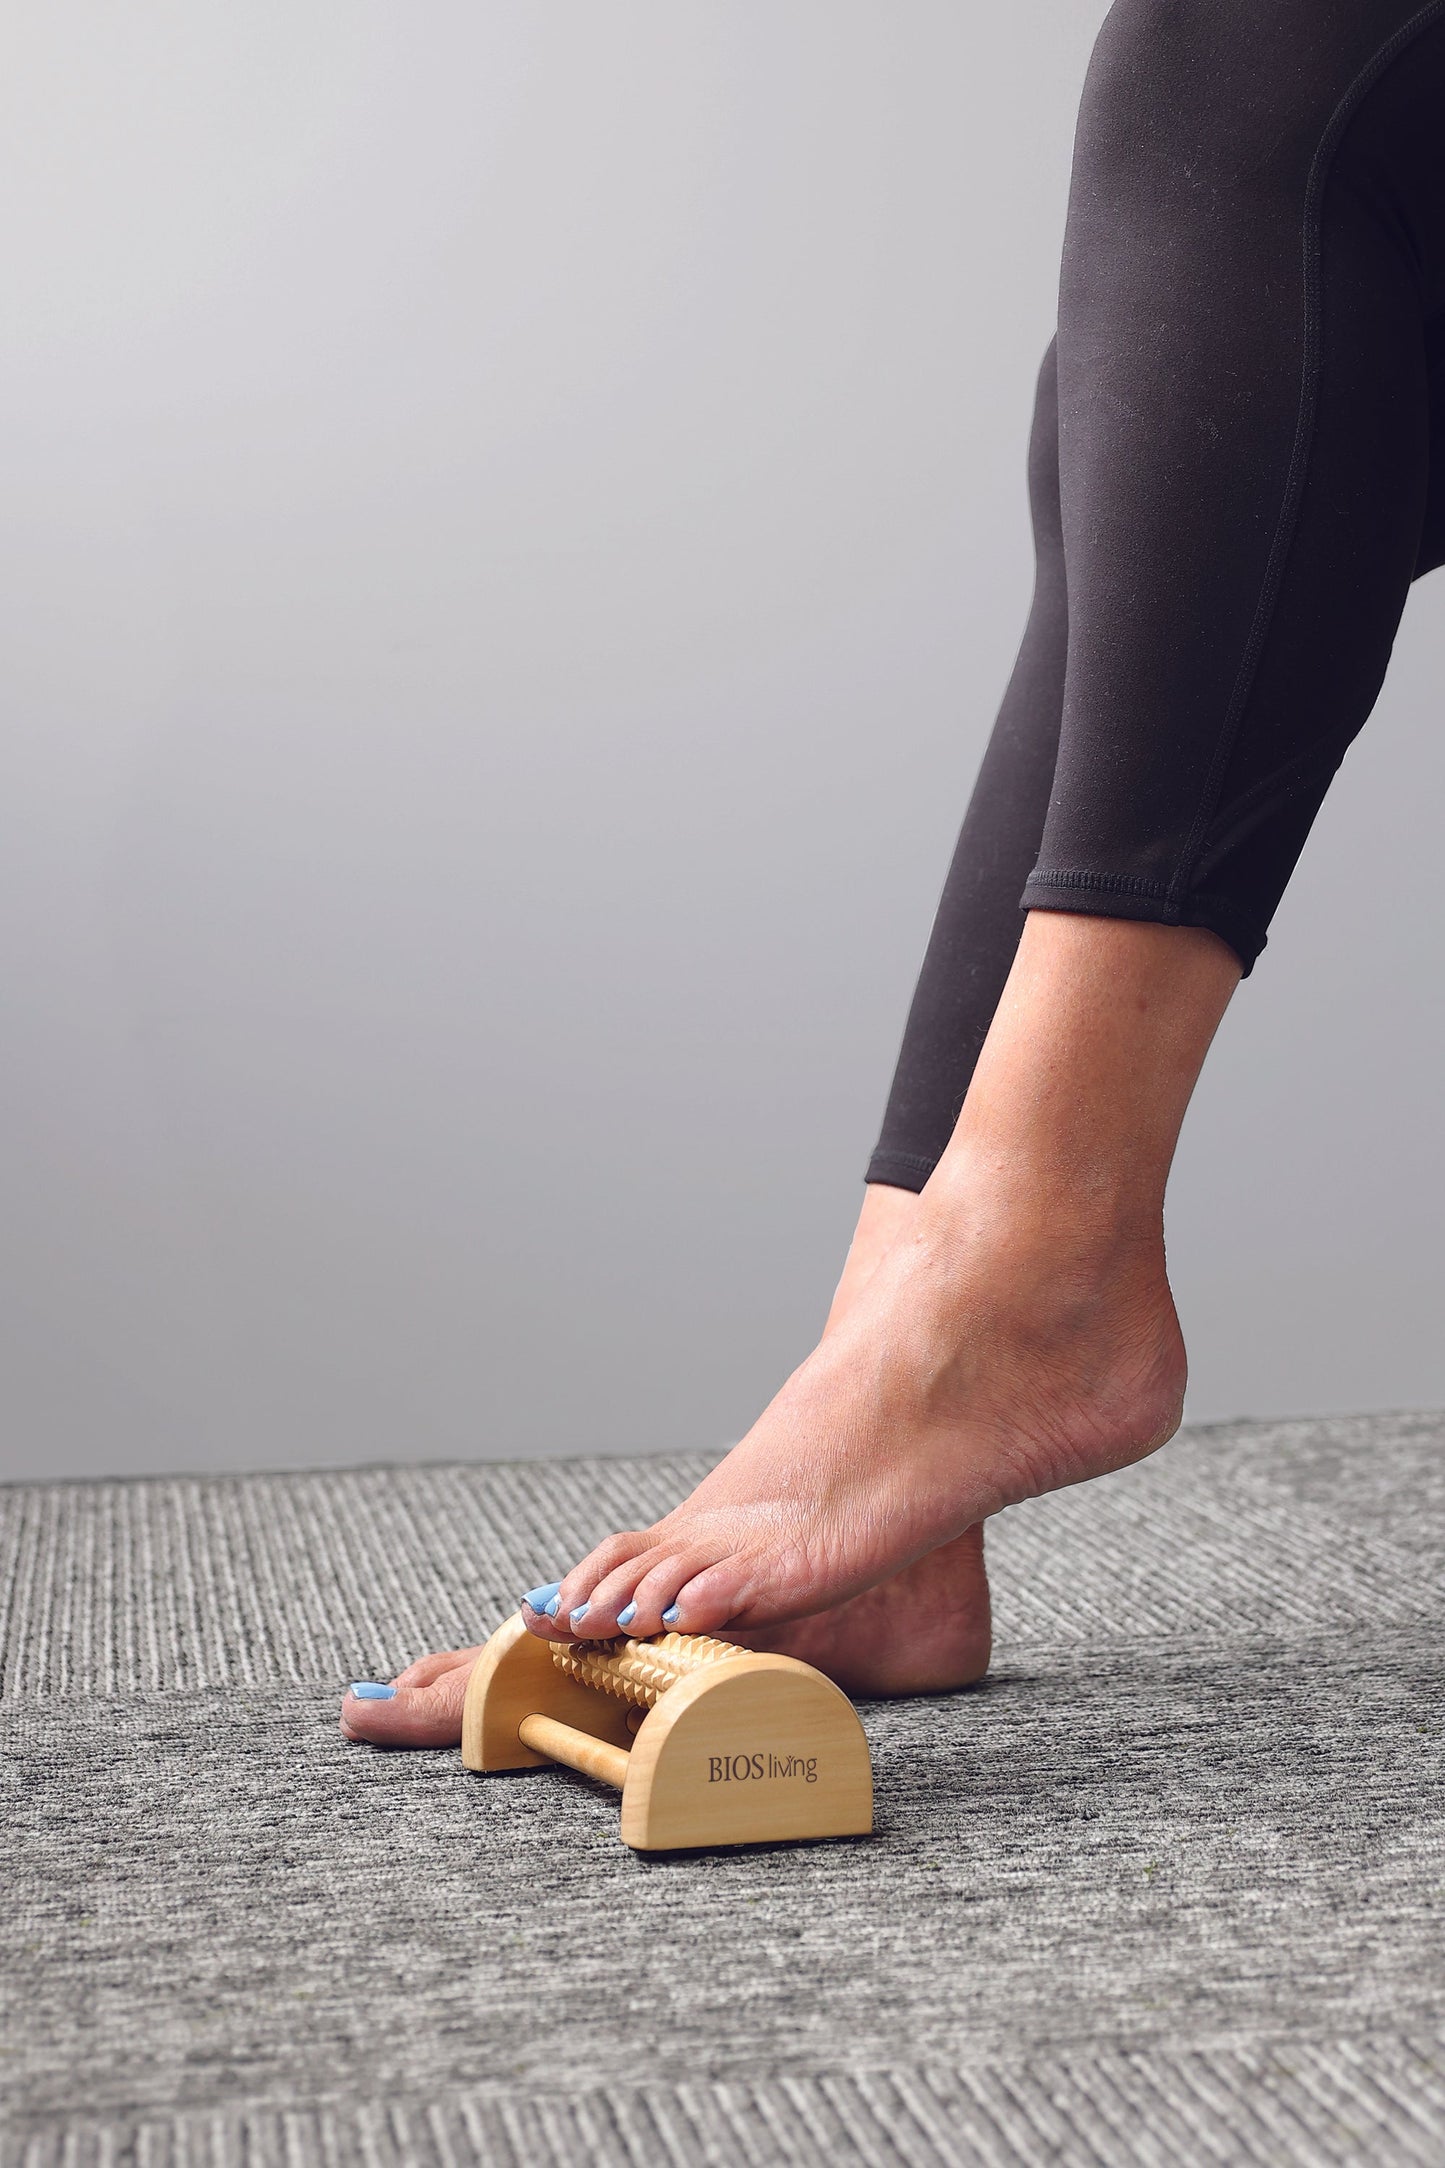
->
[462, 1614, 874, 1850]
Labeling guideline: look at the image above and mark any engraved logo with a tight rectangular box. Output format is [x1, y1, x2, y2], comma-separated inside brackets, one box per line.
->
[707, 1752, 818, 1785]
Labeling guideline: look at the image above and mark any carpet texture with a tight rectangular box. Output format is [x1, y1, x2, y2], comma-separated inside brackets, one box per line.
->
[3, 1412, 1444, 2166]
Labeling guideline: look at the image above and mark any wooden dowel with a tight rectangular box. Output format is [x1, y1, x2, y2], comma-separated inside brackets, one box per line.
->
[517, 1712, 631, 1791]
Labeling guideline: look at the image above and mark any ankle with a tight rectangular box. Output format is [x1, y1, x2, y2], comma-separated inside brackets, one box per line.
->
[923, 1133, 1166, 1275]
[912, 913, 1240, 1268]
[869, 1156, 1186, 1499]
[825, 1181, 921, 1337]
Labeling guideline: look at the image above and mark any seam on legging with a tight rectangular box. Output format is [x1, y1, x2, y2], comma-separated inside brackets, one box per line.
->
[1026, 868, 1173, 900]
[1195, 717, 1362, 879]
[1167, 0, 1445, 911]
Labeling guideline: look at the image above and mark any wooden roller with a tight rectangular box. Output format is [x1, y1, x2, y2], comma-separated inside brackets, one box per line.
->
[461, 1614, 873, 1851]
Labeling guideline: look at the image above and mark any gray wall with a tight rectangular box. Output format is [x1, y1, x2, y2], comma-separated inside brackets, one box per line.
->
[2, 3, 1441, 1483]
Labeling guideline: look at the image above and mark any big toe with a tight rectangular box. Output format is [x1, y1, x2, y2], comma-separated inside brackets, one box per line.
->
[340, 1659, 474, 1747]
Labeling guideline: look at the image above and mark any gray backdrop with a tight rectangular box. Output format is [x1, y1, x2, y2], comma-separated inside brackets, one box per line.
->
[2, 2, 1441, 1483]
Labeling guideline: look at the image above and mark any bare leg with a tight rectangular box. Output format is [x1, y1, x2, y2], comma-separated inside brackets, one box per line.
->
[343, 910, 1237, 1740]
[344, 914, 1238, 1735]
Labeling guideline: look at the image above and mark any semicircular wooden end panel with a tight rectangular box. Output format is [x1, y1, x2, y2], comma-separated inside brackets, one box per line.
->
[618, 1654, 873, 1851]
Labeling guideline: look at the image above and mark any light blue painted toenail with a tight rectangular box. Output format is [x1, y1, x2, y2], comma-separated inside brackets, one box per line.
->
[350, 1682, 396, 1700]
[544, 1594, 562, 1617]
[617, 1602, 637, 1628]
[521, 1581, 562, 1612]
[569, 1604, 589, 1623]
[661, 1606, 680, 1626]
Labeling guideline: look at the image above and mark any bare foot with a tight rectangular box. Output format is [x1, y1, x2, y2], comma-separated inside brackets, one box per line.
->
[526, 916, 1234, 1668]
[338, 1523, 988, 1747]
[528, 1155, 1182, 1650]
[723, 1525, 990, 1694]
[342, 1125, 1185, 1750]
[339, 1184, 995, 1747]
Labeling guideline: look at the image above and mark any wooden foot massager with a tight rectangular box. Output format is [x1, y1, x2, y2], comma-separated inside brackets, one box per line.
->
[462, 1614, 873, 1850]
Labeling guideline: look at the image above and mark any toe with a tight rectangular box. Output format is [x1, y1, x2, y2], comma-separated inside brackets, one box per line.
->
[340, 1658, 474, 1747]
[552, 1533, 662, 1637]
[615, 1553, 715, 1637]
[565, 1546, 677, 1637]
[659, 1554, 760, 1637]
[519, 1579, 567, 1636]
[518, 1534, 656, 1640]
[391, 1646, 484, 1690]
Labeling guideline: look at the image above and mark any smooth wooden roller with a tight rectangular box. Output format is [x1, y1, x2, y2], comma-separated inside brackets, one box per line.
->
[461, 1613, 873, 1851]
[515, 1712, 631, 1790]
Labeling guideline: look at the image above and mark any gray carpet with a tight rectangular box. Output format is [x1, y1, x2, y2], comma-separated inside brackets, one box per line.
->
[4, 1412, 1444, 2166]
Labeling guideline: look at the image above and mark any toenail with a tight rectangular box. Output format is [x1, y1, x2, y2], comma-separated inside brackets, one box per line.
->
[543, 1594, 562, 1617]
[349, 1682, 396, 1700]
[521, 1581, 562, 1612]
[661, 1606, 680, 1626]
[569, 1604, 589, 1623]
[617, 1602, 637, 1628]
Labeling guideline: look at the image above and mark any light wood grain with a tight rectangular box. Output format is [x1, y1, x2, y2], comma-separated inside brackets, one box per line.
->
[516, 1713, 631, 1790]
[462, 1612, 873, 1850]
[460, 1614, 634, 1772]
[621, 1651, 872, 1850]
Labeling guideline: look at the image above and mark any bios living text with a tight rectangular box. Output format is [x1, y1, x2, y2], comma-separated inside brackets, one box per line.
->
[708, 1751, 818, 1785]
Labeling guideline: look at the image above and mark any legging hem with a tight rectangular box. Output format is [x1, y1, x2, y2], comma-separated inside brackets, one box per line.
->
[862, 1149, 938, 1193]
[1020, 873, 1261, 974]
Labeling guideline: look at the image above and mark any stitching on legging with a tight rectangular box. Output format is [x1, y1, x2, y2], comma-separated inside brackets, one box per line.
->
[1025, 869, 1172, 900]
[1196, 717, 1363, 874]
[1168, 0, 1445, 910]
[867, 1151, 938, 1179]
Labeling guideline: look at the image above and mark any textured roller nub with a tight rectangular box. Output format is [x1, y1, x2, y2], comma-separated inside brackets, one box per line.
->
[549, 1632, 744, 1709]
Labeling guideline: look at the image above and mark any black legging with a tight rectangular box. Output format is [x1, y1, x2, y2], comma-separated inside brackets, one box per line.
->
[869, 0, 1445, 1193]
